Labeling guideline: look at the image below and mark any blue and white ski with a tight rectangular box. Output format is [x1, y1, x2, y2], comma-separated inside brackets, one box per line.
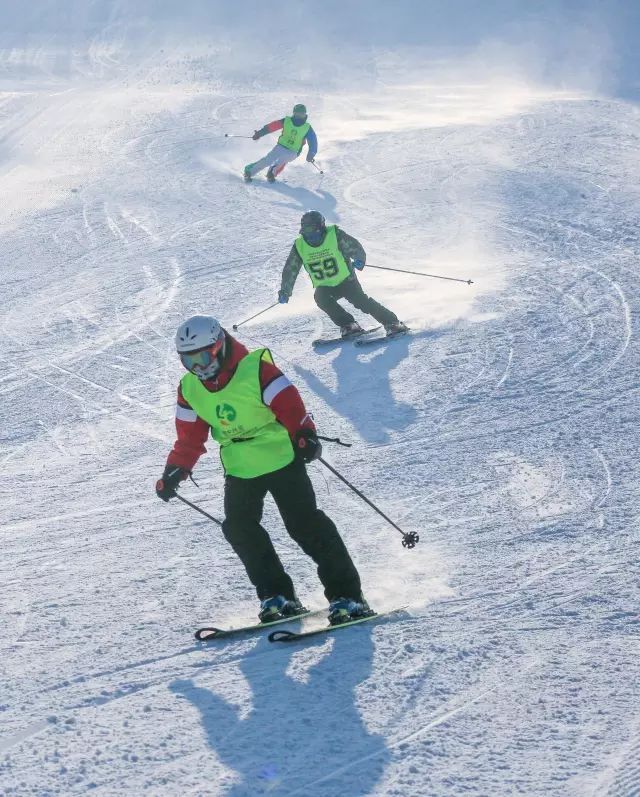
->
[312, 326, 381, 348]
[354, 329, 411, 347]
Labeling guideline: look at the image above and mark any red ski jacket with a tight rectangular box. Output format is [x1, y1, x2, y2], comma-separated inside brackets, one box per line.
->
[166, 332, 315, 472]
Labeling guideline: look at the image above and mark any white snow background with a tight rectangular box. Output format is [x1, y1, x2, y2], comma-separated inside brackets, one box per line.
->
[1, 1, 640, 795]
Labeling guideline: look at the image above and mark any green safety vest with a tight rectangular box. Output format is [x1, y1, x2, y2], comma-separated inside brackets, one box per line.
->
[278, 116, 310, 152]
[294, 225, 352, 288]
[180, 349, 294, 479]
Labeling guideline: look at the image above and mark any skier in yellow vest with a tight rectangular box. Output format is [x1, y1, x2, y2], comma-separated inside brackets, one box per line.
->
[244, 104, 317, 183]
[279, 211, 409, 338]
[155, 315, 371, 625]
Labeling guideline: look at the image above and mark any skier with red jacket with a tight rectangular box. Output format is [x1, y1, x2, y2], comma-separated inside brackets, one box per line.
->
[244, 104, 317, 183]
[155, 315, 371, 625]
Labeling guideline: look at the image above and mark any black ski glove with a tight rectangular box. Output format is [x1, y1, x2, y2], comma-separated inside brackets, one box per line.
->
[155, 465, 190, 502]
[294, 429, 322, 463]
[252, 130, 261, 140]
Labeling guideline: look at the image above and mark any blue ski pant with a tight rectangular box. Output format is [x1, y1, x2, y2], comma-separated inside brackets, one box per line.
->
[246, 143, 298, 178]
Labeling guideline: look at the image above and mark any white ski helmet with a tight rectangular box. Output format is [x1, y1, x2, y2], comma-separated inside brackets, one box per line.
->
[175, 315, 226, 380]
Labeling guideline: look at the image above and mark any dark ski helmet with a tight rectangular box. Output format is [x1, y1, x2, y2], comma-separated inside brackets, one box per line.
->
[300, 210, 326, 246]
[292, 103, 307, 121]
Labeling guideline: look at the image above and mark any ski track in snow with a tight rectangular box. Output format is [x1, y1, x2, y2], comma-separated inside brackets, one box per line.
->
[2, 7, 640, 797]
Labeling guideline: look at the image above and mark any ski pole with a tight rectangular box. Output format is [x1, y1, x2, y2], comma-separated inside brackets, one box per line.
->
[224, 133, 254, 139]
[367, 264, 473, 285]
[309, 159, 324, 175]
[175, 492, 222, 526]
[318, 435, 351, 447]
[318, 457, 419, 549]
[232, 302, 279, 331]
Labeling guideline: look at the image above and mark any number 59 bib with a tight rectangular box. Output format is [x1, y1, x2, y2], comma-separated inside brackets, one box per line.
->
[295, 225, 352, 288]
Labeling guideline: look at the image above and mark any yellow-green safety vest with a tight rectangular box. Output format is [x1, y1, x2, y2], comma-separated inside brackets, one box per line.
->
[180, 349, 294, 479]
[294, 224, 352, 288]
[278, 116, 311, 152]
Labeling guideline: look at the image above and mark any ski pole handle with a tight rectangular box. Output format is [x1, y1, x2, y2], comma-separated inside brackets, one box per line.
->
[309, 159, 324, 174]
[232, 302, 279, 331]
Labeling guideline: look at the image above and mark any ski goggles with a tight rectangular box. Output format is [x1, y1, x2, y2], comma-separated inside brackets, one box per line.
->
[301, 227, 325, 245]
[179, 337, 224, 372]
[301, 220, 322, 233]
[301, 217, 325, 234]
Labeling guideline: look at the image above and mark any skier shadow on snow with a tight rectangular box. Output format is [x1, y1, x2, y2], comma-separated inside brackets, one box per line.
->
[169, 627, 388, 796]
[253, 180, 339, 220]
[295, 330, 433, 444]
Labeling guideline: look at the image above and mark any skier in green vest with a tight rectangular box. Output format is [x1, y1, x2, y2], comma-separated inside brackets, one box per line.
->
[243, 104, 318, 183]
[279, 210, 409, 338]
[155, 315, 372, 625]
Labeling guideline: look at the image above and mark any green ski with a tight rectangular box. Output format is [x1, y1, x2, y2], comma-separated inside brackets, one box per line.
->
[267, 608, 405, 643]
[195, 609, 324, 641]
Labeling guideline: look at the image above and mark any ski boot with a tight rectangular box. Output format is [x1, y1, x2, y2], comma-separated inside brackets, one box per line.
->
[384, 321, 409, 337]
[328, 596, 374, 626]
[259, 595, 306, 623]
[266, 167, 276, 183]
[340, 321, 364, 339]
[243, 166, 253, 183]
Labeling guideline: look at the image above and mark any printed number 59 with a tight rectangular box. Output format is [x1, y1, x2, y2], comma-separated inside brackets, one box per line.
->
[309, 257, 339, 280]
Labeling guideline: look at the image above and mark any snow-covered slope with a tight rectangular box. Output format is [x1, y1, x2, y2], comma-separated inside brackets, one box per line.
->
[2, 3, 640, 796]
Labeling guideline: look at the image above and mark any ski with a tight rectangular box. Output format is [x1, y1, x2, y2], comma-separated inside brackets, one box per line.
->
[195, 608, 324, 641]
[354, 329, 411, 347]
[242, 173, 287, 185]
[267, 607, 405, 643]
[312, 326, 381, 348]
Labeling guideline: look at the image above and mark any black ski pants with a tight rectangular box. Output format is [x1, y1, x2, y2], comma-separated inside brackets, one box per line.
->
[314, 274, 398, 328]
[222, 459, 362, 603]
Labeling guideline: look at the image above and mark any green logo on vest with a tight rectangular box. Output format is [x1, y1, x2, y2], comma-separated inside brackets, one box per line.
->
[216, 403, 237, 426]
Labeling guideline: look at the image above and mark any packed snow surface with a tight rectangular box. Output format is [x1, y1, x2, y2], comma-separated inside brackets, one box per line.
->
[1, 2, 639, 795]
